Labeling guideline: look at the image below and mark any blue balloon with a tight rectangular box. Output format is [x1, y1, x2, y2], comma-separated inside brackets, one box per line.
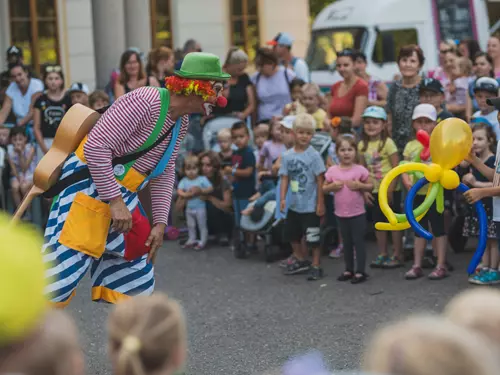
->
[457, 183, 487, 275]
[405, 178, 433, 240]
[405, 178, 487, 275]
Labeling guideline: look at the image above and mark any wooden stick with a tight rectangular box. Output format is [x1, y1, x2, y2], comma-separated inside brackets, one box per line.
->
[12, 186, 43, 223]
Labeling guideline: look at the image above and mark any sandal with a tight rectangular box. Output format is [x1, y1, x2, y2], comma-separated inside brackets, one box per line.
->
[351, 272, 368, 284]
[337, 271, 353, 282]
[405, 266, 424, 280]
[428, 266, 449, 280]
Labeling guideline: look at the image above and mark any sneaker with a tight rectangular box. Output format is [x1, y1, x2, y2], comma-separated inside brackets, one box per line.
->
[307, 266, 323, 281]
[284, 260, 311, 275]
[473, 270, 500, 285]
[329, 244, 343, 259]
[405, 266, 424, 280]
[279, 255, 297, 268]
[488, 270, 500, 284]
[181, 241, 196, 249]
[371, 254, 389, 268]
[469, 268, 488, 285]
[194, 243, 205, 251]
[382, 256, 404, 269]
[428, 266, 449, 280]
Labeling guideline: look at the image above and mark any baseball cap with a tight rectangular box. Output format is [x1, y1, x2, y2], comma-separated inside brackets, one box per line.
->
[6, 45, 23, 57]
[420, 78, 444, 94]
[280, 116, 295, 129]
[68, 82, 89, 95]
[474, 77, 499, 94]
[412, 103, 437, 121]
[362, 106, 387, 120]
[267, 32, 294, 47]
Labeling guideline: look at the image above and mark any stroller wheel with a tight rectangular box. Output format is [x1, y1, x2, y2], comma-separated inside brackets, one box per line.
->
[234, 243, 246, 259]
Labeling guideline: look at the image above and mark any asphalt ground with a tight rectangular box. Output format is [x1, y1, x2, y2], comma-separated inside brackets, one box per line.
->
[68, 239, 479, 375]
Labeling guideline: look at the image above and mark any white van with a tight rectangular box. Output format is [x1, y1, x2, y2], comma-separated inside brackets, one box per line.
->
[306, 0, 491, 91]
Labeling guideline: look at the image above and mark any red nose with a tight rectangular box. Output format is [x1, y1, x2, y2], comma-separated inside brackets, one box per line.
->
[217, 96, 227, 108]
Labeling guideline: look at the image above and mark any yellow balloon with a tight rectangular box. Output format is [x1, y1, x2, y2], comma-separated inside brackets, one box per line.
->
[0, 214, 48, 344]
[429, 118, 472, 170]
[378, 162, 428, 225]
[375, 209, 430, 231]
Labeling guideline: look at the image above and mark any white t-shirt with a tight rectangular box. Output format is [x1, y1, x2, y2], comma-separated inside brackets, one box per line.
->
[292, 58, 310, 83]
[6, 78, 44, 123]
[472, 109, 500, 142]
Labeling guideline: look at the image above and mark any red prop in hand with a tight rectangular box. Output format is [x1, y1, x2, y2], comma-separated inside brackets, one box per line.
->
[416, 130, 430, 161]
[217, 96, 228, 108]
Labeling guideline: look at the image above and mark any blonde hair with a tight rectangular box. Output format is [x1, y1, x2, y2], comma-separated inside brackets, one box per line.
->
[457, 56, 472, 76]
[217, 128, 232, 141]
[302, 83, 321, 97]
[108, 294, 186, 375]
[444, 289, 500, 344]
[293, 113, 315, 131]
[363, 315, 500, 375]
[0, 310, 83, 375]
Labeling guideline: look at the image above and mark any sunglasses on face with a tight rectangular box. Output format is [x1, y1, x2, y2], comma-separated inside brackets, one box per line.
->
[45, 65, 62, 73]
[440, 49, 453, 54]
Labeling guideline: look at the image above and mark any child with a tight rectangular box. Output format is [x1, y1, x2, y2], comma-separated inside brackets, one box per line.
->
[33, 65, 72, 160]
[280, 113, 325, 280]
[324, 134, 373, 283]
[0, 309, 85, 375]
[444, 289, 500, 345]
[471, 77, 500, 140]
[357, 106, 403, 268]
[283, 78, 306, 116]
[8, 127, 36, 209]
[217, 128, 233, 167]
[462, 123, 498, 285]
[259, 120, 285, 172]
[253, 122, 270, 162]
[419, 78, 454, 123]
[363, 315, 499, 375]
[89, 89, 110, 111]
[107, 293, 187, 375]
[301, 83, 328, 130]
[226, 121, 256, 252]
[68, 82, 90, 107]
[402, 104, 448, 280]
[177, 155, 213, 250]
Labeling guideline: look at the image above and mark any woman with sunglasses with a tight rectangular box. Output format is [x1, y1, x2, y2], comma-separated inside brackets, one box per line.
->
[328, 49, 368, 131]
[428, 40, 458, 82]
[33, 65, 72, 160]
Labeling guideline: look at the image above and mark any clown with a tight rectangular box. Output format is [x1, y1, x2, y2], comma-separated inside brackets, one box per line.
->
[42, 53, 230, 307]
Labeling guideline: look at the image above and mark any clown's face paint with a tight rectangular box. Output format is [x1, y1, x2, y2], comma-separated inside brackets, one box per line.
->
[202, 81, 225, 116]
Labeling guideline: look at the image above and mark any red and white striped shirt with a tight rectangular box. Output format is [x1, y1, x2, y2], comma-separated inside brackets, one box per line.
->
[84, 87, 189, 225]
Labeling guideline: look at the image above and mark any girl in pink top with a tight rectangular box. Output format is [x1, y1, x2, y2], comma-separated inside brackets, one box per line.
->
[324, 135, 373, 284]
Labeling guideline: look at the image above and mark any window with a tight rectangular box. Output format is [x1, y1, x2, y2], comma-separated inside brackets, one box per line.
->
[150, 0, 173, 48]
[306, 28, 367, 71]
[230, 0, 260, 61]
[9, 0, 60, 75]
[372, 29, 418, 64]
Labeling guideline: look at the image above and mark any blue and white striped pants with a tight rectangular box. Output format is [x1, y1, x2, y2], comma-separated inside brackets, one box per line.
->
[42, 154, 155, 307]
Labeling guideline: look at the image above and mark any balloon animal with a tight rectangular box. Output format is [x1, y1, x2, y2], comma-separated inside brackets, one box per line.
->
[377, 118, 487, 275]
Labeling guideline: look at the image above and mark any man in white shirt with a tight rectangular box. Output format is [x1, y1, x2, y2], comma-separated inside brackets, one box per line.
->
[267, 32, 310, 83]
[0, 63, 44, 126]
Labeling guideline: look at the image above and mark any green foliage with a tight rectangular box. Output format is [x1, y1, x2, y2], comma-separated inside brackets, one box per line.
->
[309, 0, 337, 18]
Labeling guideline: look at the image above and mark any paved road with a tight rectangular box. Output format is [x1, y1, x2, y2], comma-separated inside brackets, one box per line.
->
[69, 240, 477, 375]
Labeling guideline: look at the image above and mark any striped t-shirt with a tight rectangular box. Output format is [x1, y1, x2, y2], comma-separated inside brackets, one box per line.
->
[84, 86, 189, 225]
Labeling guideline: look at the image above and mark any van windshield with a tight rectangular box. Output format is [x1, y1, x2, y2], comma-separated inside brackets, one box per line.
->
[306, 28, 367, 71]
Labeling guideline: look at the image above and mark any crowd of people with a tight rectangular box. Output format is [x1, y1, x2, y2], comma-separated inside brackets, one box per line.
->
[2, 32, 500, 284]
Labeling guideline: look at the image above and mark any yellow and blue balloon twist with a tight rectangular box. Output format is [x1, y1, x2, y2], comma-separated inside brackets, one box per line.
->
[377, 118, 487, 275]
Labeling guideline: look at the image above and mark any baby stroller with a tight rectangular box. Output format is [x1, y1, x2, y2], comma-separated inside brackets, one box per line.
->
[233, 131, 334, 261]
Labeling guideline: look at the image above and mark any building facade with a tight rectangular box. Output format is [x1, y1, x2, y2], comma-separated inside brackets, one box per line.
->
[0, 0, 310, 90]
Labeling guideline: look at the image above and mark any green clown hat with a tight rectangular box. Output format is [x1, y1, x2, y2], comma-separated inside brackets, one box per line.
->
[174, 52, 231, 81]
